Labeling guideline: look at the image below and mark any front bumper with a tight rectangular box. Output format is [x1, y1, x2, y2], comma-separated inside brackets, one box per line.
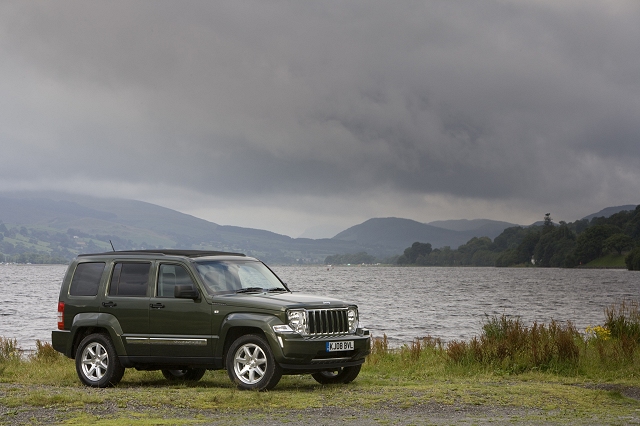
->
[272, 328, 370, 372]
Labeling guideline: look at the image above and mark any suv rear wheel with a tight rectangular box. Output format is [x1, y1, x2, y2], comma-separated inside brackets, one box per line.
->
[226, 334, 282, 391]
[161, 368, 206, 381]
[311, 365, 361, 384]
[75, 333, 125, 388]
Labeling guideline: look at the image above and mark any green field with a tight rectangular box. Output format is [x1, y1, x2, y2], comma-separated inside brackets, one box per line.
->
[583, 253, 627, 268]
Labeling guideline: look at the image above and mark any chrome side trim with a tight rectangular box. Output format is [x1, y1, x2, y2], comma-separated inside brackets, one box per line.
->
[125, 337, 207, 346]
[149, 338, 207, 346]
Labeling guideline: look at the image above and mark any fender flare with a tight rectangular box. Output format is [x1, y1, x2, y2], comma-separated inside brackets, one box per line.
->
[69, 312, 127, 356]
[216, 312, 284, 358]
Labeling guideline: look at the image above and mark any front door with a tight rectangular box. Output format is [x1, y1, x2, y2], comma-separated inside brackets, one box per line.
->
[148, 263, 212, 359]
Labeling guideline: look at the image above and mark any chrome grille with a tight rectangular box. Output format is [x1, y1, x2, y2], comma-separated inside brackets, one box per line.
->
[307, 308, 349, 335]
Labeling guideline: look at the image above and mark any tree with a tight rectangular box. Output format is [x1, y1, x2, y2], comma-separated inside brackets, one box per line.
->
[624, 206, 640, 241]
[495, 249, 519, 267]
[397, 242, 432, 265]
[533, 223, 576, 267]
[493, 226, 529, 251]
[325, 252, 377, 265]
[514, 229, 541, 264]
[457, 237, 495, 266]
[625, 247, 640, 271]
[603, 233, 634, 255]
[573, 224, 622, 264]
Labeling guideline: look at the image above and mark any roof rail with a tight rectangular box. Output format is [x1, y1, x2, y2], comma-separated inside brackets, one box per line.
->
[78, 249, 246, 258]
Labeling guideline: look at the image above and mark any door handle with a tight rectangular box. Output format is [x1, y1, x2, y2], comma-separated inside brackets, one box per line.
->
[102, 301, 117, 308]
[150, 303, 165, 309]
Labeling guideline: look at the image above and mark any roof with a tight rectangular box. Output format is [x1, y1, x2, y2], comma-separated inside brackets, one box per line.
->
[77, 249, 246, 258]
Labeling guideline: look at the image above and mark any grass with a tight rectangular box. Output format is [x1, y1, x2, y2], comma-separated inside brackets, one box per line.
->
[583, 253, 627, 268]
[1, 302, 640, 424]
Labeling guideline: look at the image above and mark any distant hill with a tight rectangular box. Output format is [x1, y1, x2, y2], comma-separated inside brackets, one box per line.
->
[581, 205, 638, 222]
[0, 190, 636, 264]
[332, 217, 512, 254]
[0, 191, 364, 264]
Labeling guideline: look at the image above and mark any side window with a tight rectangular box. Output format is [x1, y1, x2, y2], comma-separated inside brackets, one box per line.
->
[109, 262, 151, 297]
[157, 264, 195, 298]
[69, 262, 105, 296]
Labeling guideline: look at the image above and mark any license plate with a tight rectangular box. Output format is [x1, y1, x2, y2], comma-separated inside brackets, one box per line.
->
[326, 341, 354, 352]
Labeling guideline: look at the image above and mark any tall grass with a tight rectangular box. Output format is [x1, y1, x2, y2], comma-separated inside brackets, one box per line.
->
[445, 316, 580, 373]
[0, 336, 20, 362]
[367, 300, 640, 377]
[605, 299, 640, 339]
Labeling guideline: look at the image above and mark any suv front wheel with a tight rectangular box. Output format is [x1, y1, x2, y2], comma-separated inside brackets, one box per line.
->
[226, 334, 282, 391]
[75, 333, 125, 388]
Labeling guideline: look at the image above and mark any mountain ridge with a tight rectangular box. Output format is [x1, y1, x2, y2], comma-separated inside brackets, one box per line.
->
[0, 191, 636, 263]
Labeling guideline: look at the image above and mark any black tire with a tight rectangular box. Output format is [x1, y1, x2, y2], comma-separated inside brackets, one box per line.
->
[161, 368, 206, 382]
[75, 333, 125, 388]
[311, 365, 362, 385]
[225, 334, 282, 391]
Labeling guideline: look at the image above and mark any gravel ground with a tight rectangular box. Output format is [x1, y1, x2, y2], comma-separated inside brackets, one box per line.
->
[0, 402, 552, 425]
[2, 383, 640, 425]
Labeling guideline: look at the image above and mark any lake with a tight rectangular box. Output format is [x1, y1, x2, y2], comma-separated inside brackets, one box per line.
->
[1, 264, 638, 349]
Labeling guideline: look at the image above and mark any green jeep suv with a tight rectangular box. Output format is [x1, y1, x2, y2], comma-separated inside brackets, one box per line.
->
[52, 250, 370, 390]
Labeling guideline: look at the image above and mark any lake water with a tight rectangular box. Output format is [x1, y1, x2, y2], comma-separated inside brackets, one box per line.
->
[1, 264, 638, 349]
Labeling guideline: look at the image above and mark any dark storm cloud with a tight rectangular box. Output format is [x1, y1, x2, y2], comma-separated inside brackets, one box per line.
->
[1, 0, 639, 233]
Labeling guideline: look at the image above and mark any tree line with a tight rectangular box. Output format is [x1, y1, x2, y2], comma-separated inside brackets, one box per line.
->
[395, 207, 640, 269]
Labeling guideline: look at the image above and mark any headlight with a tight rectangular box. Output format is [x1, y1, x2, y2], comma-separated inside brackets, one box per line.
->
[287, 309, 308, 334]
[347, 307, 359, 333]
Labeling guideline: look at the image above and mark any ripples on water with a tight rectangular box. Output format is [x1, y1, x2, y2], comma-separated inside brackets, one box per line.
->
[0, 264, 67, 350]
[1, 264, 638, 349]
[273, 266, 640, 346]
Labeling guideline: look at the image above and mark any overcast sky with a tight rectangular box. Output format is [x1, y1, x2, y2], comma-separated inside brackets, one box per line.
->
[1, 1, 639, 238]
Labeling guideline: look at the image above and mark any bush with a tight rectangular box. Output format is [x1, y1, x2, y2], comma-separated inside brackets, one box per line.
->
[31, 340, 61, 362]
[625, 247, 640, 270]
[0, 336, 20, 362]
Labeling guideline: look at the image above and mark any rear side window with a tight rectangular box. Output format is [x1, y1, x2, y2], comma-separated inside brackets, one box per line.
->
[109, 262, 151, 297]
[69, 262, 106, 296]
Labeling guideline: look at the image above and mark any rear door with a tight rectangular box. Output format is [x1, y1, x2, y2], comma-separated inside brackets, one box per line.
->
[100, 261, 151, 357]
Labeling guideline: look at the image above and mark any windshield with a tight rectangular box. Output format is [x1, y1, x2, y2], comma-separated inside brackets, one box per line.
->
[194, 260, 288, 295]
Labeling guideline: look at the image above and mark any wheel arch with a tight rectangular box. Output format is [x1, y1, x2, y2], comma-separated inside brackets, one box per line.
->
[217, 312, 283, 361]
[69, 313, 126, 358]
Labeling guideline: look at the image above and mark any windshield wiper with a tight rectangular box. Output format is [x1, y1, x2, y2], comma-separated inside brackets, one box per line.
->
[235, 287, 265, 294]
[266, 287, 288, 292]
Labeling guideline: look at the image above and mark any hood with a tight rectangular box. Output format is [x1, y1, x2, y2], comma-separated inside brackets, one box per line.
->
[214, 291, 355, 312]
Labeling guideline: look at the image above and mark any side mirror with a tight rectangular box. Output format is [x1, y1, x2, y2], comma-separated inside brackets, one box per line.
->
[174, 284, 199, 300]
